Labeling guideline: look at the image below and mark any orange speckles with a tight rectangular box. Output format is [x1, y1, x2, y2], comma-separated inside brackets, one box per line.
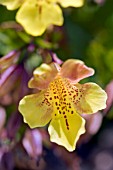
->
[41, 97, 51, 106]
[65, 119, 69, 126]
[55, 102, 57, 105]
[57, 107, 59, 110]
[63, 102, 66, 104]
[71, 111, 74, 114]
[62, 106, 65, 110]
[48, 76, 81, 129]
[64, 115, 67, 118]
[65, 119, 69, 130]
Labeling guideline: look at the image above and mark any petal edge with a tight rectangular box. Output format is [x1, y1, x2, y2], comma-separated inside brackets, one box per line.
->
[18, 91, 52, 128]
[73, 83, 107, 114]
[61, 59, 94, 83]
[48, 114, 85, 152]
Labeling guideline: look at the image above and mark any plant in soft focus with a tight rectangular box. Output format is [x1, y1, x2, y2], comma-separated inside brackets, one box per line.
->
[0, 0, 84, 36]
[0, 49, 30, 108]
[19, 59, 107, 151]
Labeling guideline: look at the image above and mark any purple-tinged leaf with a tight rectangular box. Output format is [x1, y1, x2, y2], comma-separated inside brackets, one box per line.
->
[22, 129, 42, 159]
[0, 107, 6, 132]
[0, 50, 20, 73]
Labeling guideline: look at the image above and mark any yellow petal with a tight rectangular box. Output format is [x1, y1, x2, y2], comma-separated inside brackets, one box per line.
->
[72, 83, 107, 114]
[18, 90, 53, 128]
[16, 0, 63, 36]
[28, 63, 58, 90]
[48, 113, 85, 152]
[58, 0, 84, 8]
[61, 59, 94, 83]
[0, 0, 24, 10]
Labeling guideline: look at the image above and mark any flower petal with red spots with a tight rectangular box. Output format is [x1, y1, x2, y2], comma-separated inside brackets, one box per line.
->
[48, 113, 85, 151]
[72, 83, 107, 114]
[19, 90, 53, 128]
[19, 59, 107, 152]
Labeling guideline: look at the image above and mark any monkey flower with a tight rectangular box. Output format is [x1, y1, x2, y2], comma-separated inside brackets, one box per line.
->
[19, 59, 107, 151]
[0, 0, 84, 36]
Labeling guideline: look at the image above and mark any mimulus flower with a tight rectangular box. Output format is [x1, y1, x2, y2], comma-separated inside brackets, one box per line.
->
[0, 0, 84, 36]
[19, 59, 107, 151]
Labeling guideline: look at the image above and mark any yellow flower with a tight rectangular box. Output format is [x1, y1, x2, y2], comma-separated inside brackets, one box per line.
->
[18, 59, 107, 151]
[0, 0, 84, 36]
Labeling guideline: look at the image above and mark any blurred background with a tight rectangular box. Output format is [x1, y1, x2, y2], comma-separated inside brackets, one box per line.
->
[0, 0, 113, 170]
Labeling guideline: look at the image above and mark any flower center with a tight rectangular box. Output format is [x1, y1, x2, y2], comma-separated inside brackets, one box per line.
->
[47, 76, 78, 130]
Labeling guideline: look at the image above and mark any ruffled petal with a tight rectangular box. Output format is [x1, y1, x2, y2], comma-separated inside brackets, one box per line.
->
[48, 113, 85, 152]
[58, 0, 84, 8]
[18, 90, 53, 128]
[0, 0, 24, 10]
[71, 83, 107, 114]
[28, 63, 59, 90]
[61, 59, 94, 83]
[16, 0, 63, 36]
